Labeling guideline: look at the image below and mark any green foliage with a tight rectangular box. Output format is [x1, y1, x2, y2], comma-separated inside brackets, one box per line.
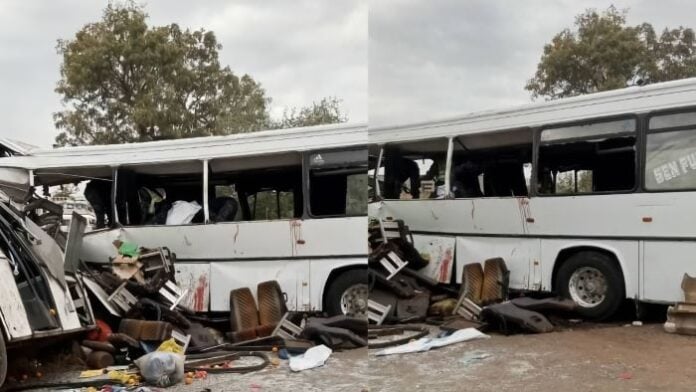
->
[269, 97, 347, 129]
[54, 2, 347, 146]
[526, 6, 696, 100]
[555, 170, 592, 194]
[250, 191, 294, 220]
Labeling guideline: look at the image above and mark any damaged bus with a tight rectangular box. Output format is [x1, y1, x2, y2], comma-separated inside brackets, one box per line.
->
[369, 78, 696, 319]
[0, 202, 95, 385]
[0, 123, 368, 320]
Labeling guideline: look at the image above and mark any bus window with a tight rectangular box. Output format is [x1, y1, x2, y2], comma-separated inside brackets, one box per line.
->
[247, 190, 295, 220]
[209, 153, 303, 222]
[382, 139, 448, 200]
[115, 161, 204, 225]
[646, 112, 696, 190]
[553, 169, 593, 194]
[452, 129, 533, 198]
[538, 119, 636, 195]
[308, 149, 367, 217]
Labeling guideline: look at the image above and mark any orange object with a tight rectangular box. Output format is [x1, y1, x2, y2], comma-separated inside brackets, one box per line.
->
[185, 377, 193, 385]
[86, 319, 113, 342]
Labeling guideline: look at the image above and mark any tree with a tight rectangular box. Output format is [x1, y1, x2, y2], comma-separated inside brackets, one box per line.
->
[526, 6, 696, 100]
[54, 2, 270, 146]
[268, 97, 347, 129]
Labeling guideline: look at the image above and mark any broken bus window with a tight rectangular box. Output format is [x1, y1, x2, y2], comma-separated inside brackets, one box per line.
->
[537, 119, 636, 195]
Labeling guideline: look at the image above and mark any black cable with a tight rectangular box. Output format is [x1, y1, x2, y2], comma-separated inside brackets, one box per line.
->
[1, 380, 126, 391]
[184, 351, 270, 374]
[2, 352, 270, 391]
[368, 325, 430, 349]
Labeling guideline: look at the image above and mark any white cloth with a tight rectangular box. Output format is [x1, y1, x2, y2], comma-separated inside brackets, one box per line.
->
[165, 201, 201, 225]
[374, 328, 489, 356]
[289, 344, 332, 371]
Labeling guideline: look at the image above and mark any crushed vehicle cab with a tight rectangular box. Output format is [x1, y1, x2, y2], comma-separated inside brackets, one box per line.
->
[0, 199, 95, 386]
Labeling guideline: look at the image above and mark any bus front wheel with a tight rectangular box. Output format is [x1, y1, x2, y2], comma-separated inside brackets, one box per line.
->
[556, 251, 624, 320]
[324, 269, 367, 317]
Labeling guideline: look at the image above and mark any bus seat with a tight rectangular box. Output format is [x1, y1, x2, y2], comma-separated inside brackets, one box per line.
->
[211, 197, 238, 222]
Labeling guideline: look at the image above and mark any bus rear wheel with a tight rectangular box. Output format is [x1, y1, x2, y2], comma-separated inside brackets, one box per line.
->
[556, 251, 624, 320]
[324, 269, 367, 317]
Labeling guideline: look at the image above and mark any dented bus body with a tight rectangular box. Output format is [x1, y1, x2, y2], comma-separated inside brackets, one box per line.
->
[369, 78, 696, 319]
[0, 123, 368, 318]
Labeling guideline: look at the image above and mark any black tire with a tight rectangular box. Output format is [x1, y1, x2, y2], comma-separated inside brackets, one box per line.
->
[324, 269, 367, 316]
[556, 251, 624, 320]
[0, 330, 6, 387]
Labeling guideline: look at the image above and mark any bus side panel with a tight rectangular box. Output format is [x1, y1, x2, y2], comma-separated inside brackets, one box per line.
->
[47, 274, 82, 331]
[310, 257, 365, 311]
[374, 199, 529, 236]
[540, 239, 639, 299]
[642, 241, 696, 302]
[174, 263, 210, 312]
[411, 235, 455, 283]
[0, 256, 32, 340]
[456, 237, 540, 290]
[209, 260, 310, 312]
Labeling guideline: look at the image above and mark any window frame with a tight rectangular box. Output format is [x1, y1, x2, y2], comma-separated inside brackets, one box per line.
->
[378, 137, 450, 201]
[450, 127, 534, 199]
[533, 114, 640, 197]
[643, 107, 696, 193]
[303, 146, 368, 219]
[112, 161, 208, 228]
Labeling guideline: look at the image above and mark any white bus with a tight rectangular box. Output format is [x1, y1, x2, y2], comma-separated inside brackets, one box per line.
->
[0, 123, 368, 316]
[369, 78, 696, 319]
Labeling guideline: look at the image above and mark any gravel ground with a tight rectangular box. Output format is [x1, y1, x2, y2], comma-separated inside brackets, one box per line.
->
[367, 323, 696, 392]
[9, 322, 696, 391]
[3, 347, 367, 392]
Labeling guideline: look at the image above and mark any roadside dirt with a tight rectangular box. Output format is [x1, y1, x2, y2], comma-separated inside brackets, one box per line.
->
[5, 347, 368, 392]
[368, 323, 696, 392]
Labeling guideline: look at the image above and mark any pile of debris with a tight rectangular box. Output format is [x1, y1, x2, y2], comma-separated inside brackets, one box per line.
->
[367, 218, 577, 348]
[3, 239, 367, 391]
[664, 273, 696, 335]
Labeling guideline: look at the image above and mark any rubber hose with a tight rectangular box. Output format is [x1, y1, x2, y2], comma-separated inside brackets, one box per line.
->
[368, 325, 430, 349]
[185, 351, 270, 374]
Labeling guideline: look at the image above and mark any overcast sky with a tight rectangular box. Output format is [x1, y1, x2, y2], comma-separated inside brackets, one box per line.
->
[0, 0, 366, 147]
[369, 0, 696, 127]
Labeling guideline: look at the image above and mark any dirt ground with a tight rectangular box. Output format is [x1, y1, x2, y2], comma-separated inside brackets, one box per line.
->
[368, 323, 696, 392]
[4, 347, 367, 392]
[9, 322, 696, 391]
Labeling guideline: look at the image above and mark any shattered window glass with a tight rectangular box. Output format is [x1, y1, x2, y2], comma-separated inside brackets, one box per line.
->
[538, 119, 636, 194]
[649, 112, 696, 130]
[541, 119, 635, 142]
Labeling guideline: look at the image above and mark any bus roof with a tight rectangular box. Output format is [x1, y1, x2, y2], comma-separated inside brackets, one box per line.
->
[0, 122, 366, 170]
[370, 77, 696, 144]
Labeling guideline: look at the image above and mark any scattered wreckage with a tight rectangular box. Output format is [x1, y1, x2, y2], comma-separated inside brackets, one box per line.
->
[0, 198, 366, 390]
[367, 218, 579, 352]
[0, 202, 96, 387]
[664, 274, 696, 336]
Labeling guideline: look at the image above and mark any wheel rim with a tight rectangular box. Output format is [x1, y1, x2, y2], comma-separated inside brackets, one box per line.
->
[568, 266, 607, 308]
[340, 283, 368, 316]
